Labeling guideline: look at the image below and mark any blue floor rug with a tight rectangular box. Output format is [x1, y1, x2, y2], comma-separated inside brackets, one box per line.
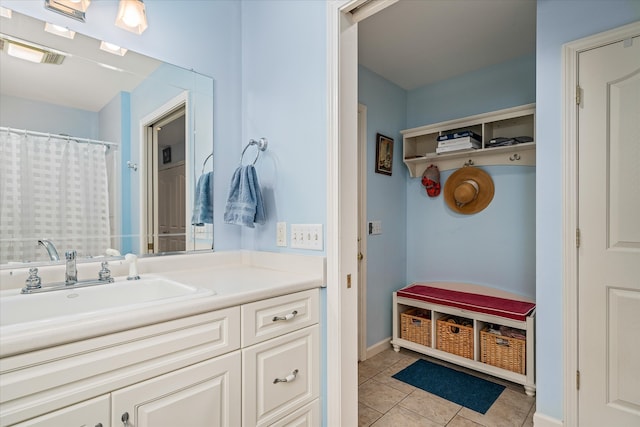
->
[392, 359, 505, 414]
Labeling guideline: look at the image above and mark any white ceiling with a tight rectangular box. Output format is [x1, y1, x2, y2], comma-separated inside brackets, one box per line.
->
[0, 10, 161, 112]
[358, 0, 537, 90]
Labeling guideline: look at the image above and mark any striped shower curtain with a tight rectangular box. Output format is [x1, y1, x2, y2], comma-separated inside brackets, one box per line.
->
[0, 131, 111, 264]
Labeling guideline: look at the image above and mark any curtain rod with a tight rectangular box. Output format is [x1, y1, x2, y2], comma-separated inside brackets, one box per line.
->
[1, 127, 119, 149]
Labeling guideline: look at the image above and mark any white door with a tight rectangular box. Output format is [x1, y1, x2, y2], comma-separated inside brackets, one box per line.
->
[578, 34, 640, 426]
[111, 352, 241, 427]
[158, 162, 186, 252]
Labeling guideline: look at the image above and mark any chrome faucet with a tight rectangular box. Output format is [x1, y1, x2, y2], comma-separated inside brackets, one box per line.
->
[38, 239, 60, 261]
[65, 250, 77, 284]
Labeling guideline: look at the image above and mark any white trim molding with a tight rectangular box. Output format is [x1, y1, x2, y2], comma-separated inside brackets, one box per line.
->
[366, 338, 391, 360]
[533, 412, 564, 427]
[562, 20, 640, 427]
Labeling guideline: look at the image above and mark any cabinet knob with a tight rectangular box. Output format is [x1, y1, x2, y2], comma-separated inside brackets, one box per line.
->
[95, 424, 103, 427]
[272, 310, 298, 322]
[273, 369, 299, 384]
[121, 412, 130, 426]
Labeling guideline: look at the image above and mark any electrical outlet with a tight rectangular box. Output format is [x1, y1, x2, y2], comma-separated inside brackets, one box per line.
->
[276, 222, 287, 247]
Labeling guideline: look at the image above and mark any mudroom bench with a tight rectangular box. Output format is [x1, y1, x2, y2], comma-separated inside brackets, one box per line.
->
[391, 282, 536, 396]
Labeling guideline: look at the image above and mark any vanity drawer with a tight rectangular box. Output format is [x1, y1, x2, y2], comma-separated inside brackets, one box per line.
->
[241, 289, 319, 347]
[0, 307, 240, 426]
[242, 325, 319, 427]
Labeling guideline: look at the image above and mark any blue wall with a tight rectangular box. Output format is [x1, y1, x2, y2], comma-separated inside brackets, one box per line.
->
[0, 95, 99, 137]
[535, 0, 640, 421]
[358, 66, 408, 348]
[407, 54, 536, 128]
[405, 56, 536, 299]
[240, 0, 327, 253]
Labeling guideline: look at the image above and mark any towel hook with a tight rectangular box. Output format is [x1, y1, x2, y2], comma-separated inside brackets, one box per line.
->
[240, 137, 268, 165]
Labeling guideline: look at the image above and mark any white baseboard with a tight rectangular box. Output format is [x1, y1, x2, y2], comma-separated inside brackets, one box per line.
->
[534, 412, 563, 427]
[366, 338, 392, 359]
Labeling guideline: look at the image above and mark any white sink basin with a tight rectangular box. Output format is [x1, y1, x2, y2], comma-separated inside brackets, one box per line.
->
[0, 276, 213, 329]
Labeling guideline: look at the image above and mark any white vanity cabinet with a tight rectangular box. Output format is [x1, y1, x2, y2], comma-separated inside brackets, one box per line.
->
[11, 395, 110, 427]
[0, 288, 321, 427]
[111, 351, 241, 427]
[241, 289, 320, 427]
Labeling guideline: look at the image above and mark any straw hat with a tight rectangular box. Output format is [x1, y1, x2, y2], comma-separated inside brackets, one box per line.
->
[444, 167, 494, 214]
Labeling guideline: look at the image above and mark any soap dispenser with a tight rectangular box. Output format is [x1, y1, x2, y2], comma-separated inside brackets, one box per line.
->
[125, 253, 140, 280]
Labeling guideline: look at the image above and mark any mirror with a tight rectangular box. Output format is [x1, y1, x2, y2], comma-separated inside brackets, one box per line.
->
[0, 10, 214, 266]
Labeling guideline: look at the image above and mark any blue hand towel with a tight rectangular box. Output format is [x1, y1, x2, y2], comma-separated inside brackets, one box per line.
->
[191, 171, 214, 225]
[224, 165, 266, 228]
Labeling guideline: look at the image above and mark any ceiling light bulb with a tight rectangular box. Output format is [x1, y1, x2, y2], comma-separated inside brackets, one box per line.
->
[99, 40, 128, 56]
[44, 22, 76, 39]
[115, 0, 148, 35]
[122, 5, 141, 27]
[0, 7, 12, 19]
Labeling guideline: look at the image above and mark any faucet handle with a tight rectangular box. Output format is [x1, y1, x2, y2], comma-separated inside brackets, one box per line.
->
[98, 261, 114, 283]
[24, 268, 42, 291]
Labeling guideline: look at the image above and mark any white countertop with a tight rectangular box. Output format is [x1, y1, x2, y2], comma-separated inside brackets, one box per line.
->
[0, 251, 325, 357]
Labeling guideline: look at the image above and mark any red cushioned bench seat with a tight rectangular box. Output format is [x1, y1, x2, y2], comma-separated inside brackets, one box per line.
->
[397, 284, 536, 321]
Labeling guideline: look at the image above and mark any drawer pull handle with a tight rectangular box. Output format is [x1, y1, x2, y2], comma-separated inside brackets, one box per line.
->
[121, 412, 130, 426]
[273, 369, 299, 384]
[273, 310, 298, 322]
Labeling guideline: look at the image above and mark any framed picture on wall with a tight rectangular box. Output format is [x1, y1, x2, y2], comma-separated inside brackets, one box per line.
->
[162, 147, 172, 164]
[375, 133, 393, 176]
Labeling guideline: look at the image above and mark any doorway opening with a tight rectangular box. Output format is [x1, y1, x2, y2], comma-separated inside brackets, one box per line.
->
[142, 102, 187, 254]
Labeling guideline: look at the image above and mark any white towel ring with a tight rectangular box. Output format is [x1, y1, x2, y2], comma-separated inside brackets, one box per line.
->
[240, 137, 268, 165]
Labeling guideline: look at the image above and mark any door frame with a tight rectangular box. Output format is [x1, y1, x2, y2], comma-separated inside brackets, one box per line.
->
[358, 103, 368, 361]
[139, 91, 189, 254]
[327, 1, 398, 424]
[561, 20, 640, 427]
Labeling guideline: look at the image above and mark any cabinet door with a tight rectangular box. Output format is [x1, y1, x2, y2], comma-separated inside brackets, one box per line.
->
[112, 351, 240, 427]
[243, 325, 319, 427]
[11, 395, 110, 427]
[268, 399, 320, 427]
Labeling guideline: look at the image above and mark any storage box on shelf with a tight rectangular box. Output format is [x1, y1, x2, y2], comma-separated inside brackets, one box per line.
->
[436, 315, 474, 360]
[402, 104, 535, 176]
[391, 283, 536, 396]
[400, 308, 431, 347]
[480, 326, 526, 375]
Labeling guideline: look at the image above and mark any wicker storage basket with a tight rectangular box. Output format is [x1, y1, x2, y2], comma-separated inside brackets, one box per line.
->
[436, 316, 474, 359]
[480, 327, 526, 374]
[400, 308, 431, 347]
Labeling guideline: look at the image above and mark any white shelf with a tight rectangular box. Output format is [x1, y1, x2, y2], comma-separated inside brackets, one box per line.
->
[402, 104, 536, 176]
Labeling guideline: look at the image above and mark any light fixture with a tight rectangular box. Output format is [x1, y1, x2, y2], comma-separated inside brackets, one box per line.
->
[100, 41, 128, 56]
[0, 6, 12, 19]
[44, 22, 76, 39]
[115, 0, 148, 35]
[0, 34, 66, 64]
[44, 0, 91, 22]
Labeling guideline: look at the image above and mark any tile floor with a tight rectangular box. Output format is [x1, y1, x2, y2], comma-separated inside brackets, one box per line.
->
[358, 348, 535, 427]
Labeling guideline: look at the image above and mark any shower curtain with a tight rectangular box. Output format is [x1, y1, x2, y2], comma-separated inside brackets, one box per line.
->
[0, 130, 111, 264]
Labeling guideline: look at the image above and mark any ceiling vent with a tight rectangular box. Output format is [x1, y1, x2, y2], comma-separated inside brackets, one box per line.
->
[0, 34, 66, 65]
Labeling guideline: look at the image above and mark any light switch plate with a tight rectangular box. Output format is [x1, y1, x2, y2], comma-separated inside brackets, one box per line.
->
[291, 224, 323, 250]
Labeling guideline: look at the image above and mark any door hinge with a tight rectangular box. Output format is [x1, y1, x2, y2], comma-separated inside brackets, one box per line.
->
[576, 370, 580, 390]
[576, 85, 582, 106]
[576, 228, 581, 248]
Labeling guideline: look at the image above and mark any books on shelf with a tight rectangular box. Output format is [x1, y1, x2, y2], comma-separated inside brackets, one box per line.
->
[435, 135, 481, 154]
[436, 141, 481, 154]
[437, 130, 482, 143]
